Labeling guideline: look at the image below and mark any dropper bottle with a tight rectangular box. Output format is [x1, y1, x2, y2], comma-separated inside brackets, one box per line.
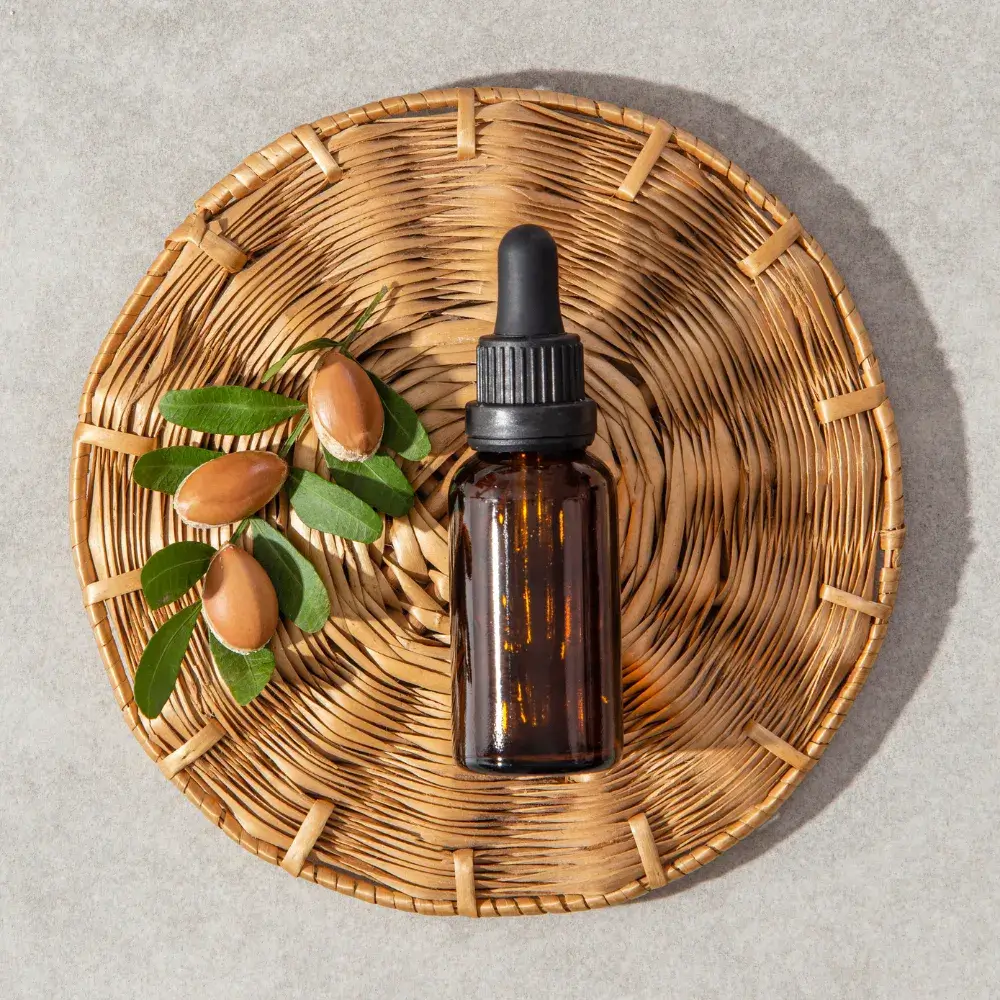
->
[449, 224, 622, 775]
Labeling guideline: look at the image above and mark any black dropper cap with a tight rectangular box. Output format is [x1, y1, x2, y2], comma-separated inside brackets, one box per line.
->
[466, 225, 597, 453]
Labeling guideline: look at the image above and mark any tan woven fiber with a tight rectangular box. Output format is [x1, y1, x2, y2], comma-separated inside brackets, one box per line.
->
[70, 88, 903, 917]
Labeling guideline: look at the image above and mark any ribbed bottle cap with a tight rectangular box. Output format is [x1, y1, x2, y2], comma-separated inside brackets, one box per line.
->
[466, 225, 597, 452]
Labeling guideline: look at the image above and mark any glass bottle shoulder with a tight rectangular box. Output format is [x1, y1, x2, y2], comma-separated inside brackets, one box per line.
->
[450, 450, 614, 503]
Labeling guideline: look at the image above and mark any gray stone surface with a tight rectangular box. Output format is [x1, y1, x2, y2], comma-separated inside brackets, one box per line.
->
[1, 1, 997, 997]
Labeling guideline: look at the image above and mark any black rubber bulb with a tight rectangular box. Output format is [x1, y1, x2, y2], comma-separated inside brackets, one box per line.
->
[465, 224, 596, 452]
[493, 224, 565, 339]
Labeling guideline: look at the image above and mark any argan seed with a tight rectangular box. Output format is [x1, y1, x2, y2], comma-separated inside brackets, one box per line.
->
[174, 450, 287, 528]
[308, 351, 384, 463]
[202, 545, 279, 653]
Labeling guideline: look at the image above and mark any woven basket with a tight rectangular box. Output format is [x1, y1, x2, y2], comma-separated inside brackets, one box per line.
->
[70, 87, 904, 917]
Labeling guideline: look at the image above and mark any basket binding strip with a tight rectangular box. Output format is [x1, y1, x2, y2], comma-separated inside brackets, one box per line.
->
[70, 87, 904, 917]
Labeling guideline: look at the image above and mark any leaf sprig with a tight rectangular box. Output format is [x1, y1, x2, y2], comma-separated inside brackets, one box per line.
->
[324, 450, 414, 517]
[286, 469, 383, 543]
[140, 541, 215, 609]
[133, 600, 203, 719]
[248, 517, 331, 631]
[133, 446, 222, 493]
[149, 293, 428, 538]
[159, 386, 306, 436]
[369, 373, 431, 461]
[130, 286, 430, 718]
[209, 634, 275, 706]
[131, 517, 331, 717]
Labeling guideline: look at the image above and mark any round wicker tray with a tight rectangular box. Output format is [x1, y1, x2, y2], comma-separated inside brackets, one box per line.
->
[70, 87, 903, 917]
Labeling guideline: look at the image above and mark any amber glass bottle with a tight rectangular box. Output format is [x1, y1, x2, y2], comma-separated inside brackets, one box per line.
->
[450, 225, 622, 775]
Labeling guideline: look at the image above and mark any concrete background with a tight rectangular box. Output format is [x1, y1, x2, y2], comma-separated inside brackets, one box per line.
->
[2, 1, 997, 997]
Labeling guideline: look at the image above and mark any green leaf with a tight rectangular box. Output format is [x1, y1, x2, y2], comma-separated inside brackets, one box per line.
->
[286, 468, 383, 543]
[209, 632, 275, 705]
[368, 373, 431, 461]
[159, 386, 306, 435]
[261, 338, 339, 382]
[249, 518, 330, 632]
[133, 601, 202, 719]
[132, 446, 222, 494]
[141, 541, 217, 609]
[324, 450, 414, 517]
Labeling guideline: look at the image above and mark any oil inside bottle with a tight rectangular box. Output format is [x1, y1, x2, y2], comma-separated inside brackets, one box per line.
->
[451, 451, 621, 773]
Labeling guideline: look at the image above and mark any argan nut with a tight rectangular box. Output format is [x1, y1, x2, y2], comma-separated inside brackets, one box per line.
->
[174, 450, 287, 528]
[202, 545, 279, 653]
[308, 351, 384, 463]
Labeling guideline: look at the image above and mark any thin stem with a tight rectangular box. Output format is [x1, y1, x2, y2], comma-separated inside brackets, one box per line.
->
[279, 411, 311, 458]
[230, 517, 251, 543]
[338, 284, 389, 353]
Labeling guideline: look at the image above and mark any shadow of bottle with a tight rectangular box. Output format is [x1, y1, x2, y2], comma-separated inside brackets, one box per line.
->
[445, 70, 972, 892]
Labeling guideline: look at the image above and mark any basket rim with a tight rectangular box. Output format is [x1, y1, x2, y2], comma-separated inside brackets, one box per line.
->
[69, 86, 904, 917]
